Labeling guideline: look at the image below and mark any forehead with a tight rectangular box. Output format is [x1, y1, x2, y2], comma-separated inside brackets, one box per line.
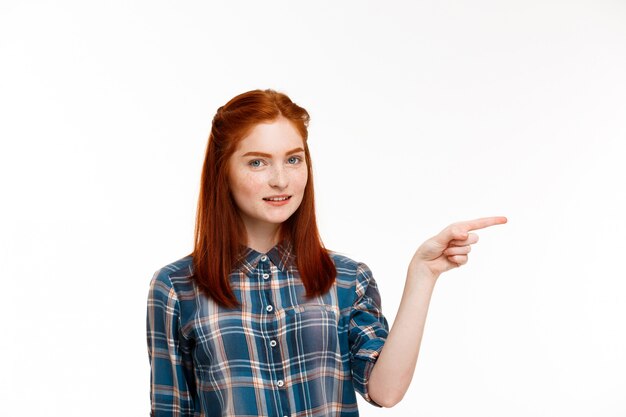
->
[235, 117, 304, 153]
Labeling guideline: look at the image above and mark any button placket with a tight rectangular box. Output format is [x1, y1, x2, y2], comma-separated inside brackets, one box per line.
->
[257, 253, 289, 416]
[260, 255, 274, 313]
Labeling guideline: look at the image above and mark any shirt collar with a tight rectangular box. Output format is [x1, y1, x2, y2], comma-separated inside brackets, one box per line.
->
[236, 239, 296, 275]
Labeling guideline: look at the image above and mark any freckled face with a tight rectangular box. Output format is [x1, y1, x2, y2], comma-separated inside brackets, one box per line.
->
[228, 117, 308, 236]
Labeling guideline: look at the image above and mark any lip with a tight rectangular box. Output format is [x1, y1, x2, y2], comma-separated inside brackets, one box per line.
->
[263, 195, 292, 206]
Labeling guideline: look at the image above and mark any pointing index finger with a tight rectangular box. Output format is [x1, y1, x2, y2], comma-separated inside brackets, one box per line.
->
[460, 216, 508, 232]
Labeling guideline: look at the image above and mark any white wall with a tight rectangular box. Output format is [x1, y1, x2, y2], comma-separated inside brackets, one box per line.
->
[1, 1, 625, 416]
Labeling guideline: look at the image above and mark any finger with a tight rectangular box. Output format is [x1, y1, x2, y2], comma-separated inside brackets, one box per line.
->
[443, 245, 471, 256]
[433, 216, 507, 247]
[433, 225, 472, 247]
[448, 254, 468, 266]
[456, 216, 508, 232]
[449, 233, 479, 247]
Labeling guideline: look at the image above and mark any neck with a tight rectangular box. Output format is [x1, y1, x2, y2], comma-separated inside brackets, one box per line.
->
[244, 223, 282, 253]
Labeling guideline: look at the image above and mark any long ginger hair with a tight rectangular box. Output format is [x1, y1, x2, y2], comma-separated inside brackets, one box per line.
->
[192, 89, 336, 308]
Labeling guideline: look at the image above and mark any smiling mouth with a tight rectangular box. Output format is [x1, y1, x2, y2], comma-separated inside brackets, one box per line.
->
[263, 196, 291, 202]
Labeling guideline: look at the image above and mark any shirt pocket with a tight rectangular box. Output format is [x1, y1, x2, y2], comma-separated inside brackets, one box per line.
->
[278, 303, 341, 362]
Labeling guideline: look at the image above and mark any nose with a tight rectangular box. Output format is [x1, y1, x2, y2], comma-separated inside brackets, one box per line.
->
[269, 165, 288, 189]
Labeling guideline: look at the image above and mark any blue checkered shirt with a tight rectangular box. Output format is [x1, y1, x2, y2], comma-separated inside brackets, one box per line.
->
[147, 240, 389, 416]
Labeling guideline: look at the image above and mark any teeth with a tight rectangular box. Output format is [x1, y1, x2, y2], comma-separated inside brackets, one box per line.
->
[265, 196, 290, 201]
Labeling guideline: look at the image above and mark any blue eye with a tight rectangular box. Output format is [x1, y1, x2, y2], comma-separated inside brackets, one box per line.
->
[287, 156, 302, 164]
[248, 159, 263, 168]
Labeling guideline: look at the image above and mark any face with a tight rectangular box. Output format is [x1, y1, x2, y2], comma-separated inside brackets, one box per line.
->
[228, 117, 308, 239]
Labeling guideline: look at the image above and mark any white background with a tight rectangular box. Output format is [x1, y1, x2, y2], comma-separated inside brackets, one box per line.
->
[1, 1, 625, 416]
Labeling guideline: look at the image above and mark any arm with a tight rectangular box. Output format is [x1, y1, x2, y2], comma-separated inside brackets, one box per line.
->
[367, 263, 436, 408]
[147, 270, 197, 416]
[368, 216, 507, 407]
[348, 263, 390, 406]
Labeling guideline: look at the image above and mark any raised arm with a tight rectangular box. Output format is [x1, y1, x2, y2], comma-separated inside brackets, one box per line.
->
[367, 216, 507, 407]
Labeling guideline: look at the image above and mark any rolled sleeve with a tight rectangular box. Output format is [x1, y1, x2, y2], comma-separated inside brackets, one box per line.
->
[348, 262, 390, 407]
[147, 270, 196, 417]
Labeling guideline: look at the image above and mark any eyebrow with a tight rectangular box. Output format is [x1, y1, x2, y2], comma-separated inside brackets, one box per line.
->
[241, 147, 305, 158]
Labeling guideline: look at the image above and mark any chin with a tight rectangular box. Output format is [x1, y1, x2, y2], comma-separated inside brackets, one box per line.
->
[266, 214, 295, 225]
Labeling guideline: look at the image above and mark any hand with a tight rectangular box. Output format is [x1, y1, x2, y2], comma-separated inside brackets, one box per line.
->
[410, 216, 508, 279]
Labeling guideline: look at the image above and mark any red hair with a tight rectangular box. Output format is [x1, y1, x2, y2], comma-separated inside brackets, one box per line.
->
[191, 89, 336, 308]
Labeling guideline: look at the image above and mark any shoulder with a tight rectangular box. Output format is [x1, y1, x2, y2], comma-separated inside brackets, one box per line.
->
[327, 250, 383, 305]
[149, 255, 195, 300]
[329, 250, 372, 274]
[328, 250, 374, 288]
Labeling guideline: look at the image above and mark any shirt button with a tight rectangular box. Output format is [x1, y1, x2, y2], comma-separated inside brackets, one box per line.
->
[270, 340, 277, 347]
[276, 380, 284, 387]
[266, 305, 274, 312]
[260, 255, 268, 261]
[262, 273, 269, 280]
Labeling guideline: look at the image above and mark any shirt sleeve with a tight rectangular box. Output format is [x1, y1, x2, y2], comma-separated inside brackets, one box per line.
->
[348, 262, 390, 407]
[147, 269, 197, 417]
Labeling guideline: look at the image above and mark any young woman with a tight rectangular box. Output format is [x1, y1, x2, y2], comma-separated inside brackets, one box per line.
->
[147, 89, 507, 417]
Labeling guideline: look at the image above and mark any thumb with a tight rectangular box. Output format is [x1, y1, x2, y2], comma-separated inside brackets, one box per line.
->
[432, 225, 468, 247]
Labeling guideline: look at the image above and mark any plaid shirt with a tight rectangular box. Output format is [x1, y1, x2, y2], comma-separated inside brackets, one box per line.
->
[147, 240, 389, 417]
